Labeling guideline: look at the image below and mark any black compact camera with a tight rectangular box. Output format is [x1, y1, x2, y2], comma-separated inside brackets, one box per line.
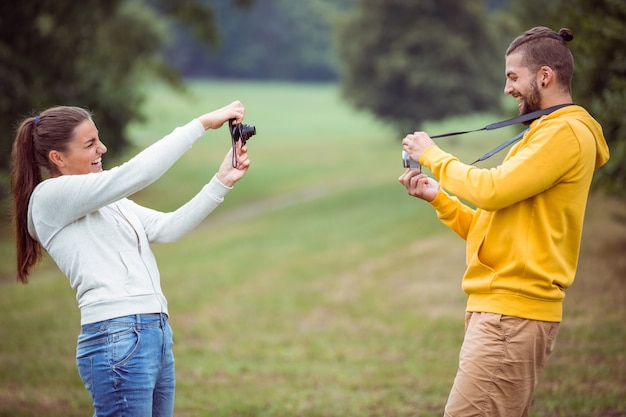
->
[229, 119, 256, 145]
[228, 119, 256, 167]
[402, 150, 421, 171]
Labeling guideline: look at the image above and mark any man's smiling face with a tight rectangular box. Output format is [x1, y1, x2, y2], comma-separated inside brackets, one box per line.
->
[504, 51, 543, 115]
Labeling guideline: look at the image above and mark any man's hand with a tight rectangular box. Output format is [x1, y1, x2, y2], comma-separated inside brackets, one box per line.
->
[401, 131, 436, 166]
[398, 170, 439, 202]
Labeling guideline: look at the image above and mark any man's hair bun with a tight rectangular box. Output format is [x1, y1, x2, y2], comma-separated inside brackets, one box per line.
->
[559, 28, 574, 42]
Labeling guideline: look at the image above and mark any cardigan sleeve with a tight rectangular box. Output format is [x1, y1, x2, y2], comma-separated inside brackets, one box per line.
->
[29, 119, 206, 238]
[121, 175, 232, 243]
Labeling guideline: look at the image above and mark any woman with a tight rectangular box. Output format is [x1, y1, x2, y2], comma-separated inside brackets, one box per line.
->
[10, 101, 250, 416]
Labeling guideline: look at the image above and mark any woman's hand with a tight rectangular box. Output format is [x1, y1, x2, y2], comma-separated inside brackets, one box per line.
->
[216, 141, 250, 187]
[198, 101, 245, 130]
[398, 170, 439, 202]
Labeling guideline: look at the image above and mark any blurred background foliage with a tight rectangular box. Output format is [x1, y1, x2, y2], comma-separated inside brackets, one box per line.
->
[163, 0, 351, 81]
[0, 0, 624, 203]
[333, 0, 504, 133]
[503, 0, 626, 199]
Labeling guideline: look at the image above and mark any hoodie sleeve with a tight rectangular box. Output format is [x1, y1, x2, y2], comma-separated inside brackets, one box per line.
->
[428, 189, 476, 240]
[421, 112, 602, 212]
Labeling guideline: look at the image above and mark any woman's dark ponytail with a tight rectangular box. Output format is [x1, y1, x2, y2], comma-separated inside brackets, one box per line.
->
[11, 117, 44, 283]
[10, 106, 92, 283]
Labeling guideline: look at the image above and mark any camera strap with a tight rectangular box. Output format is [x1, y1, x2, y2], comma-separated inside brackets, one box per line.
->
[429, 103, 573, 164]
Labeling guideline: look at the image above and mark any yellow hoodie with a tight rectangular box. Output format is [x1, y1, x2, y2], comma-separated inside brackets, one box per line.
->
[422, 105, 610, 322]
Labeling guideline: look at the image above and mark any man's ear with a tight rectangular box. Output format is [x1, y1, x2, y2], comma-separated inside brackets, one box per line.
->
[538, 65, 555, 87]
[48, 150, 66, 169]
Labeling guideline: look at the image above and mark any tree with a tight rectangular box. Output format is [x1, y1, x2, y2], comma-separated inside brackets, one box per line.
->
[162, 0, 349, 81]
[502, 0, 626, 198]
[333, 0, 503, 133]
[0, 0, 246, 201]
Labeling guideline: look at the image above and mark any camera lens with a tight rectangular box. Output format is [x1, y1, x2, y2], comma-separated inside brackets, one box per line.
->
[240, 124, 256, 140]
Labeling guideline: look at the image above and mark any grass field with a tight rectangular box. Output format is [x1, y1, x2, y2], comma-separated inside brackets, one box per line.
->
[0, 80, 624, 417]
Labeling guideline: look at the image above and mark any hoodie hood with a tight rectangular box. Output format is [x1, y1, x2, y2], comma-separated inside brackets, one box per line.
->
[579, 107, 610, 169]
[547, 105, 610, 169]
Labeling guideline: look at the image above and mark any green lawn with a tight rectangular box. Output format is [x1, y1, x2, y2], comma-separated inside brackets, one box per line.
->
[0, 80, 624, 417]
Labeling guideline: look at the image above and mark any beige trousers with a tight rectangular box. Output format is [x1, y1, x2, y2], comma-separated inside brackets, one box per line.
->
[444, 312, 560, 417]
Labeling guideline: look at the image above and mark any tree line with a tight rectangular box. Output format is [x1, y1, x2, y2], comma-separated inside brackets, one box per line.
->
[0, 0, 624, 202]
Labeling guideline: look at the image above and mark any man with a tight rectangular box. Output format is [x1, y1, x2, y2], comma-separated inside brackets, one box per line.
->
[398, 27, 610, 416]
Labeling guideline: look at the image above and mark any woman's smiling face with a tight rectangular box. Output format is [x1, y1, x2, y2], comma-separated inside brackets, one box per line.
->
[51, 118, 107, 176]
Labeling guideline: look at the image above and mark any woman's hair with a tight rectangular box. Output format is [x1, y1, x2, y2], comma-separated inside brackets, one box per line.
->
[10, 106, 92, 283]
[506, 27, 575, 94]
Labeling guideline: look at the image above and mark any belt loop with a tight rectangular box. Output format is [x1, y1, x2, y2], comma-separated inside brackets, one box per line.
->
[136, 314, 142, 330]
[160, 312, 165, 328]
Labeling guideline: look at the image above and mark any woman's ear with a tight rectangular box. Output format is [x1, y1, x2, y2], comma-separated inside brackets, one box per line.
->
[48, 150, 66, 169]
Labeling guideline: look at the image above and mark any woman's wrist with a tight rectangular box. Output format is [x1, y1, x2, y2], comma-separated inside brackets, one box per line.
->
[215, 172, 235, 188]
[197, 114, 214, 130]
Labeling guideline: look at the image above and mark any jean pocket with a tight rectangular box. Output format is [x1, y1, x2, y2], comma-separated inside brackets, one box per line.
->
[77, 355, 94, 392]
[108, 326, 141, 368]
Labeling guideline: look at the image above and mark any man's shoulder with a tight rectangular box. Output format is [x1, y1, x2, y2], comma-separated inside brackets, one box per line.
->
[539, 105, 599, 132]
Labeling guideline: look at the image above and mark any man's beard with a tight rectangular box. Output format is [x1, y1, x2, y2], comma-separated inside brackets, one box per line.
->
[520, 80, 542, 115]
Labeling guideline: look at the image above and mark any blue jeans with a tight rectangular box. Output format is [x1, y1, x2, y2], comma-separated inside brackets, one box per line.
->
[76, 313, 176, 417]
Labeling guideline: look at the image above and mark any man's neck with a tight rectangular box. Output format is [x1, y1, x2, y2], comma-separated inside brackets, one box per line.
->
[541, 92, 573, 109]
